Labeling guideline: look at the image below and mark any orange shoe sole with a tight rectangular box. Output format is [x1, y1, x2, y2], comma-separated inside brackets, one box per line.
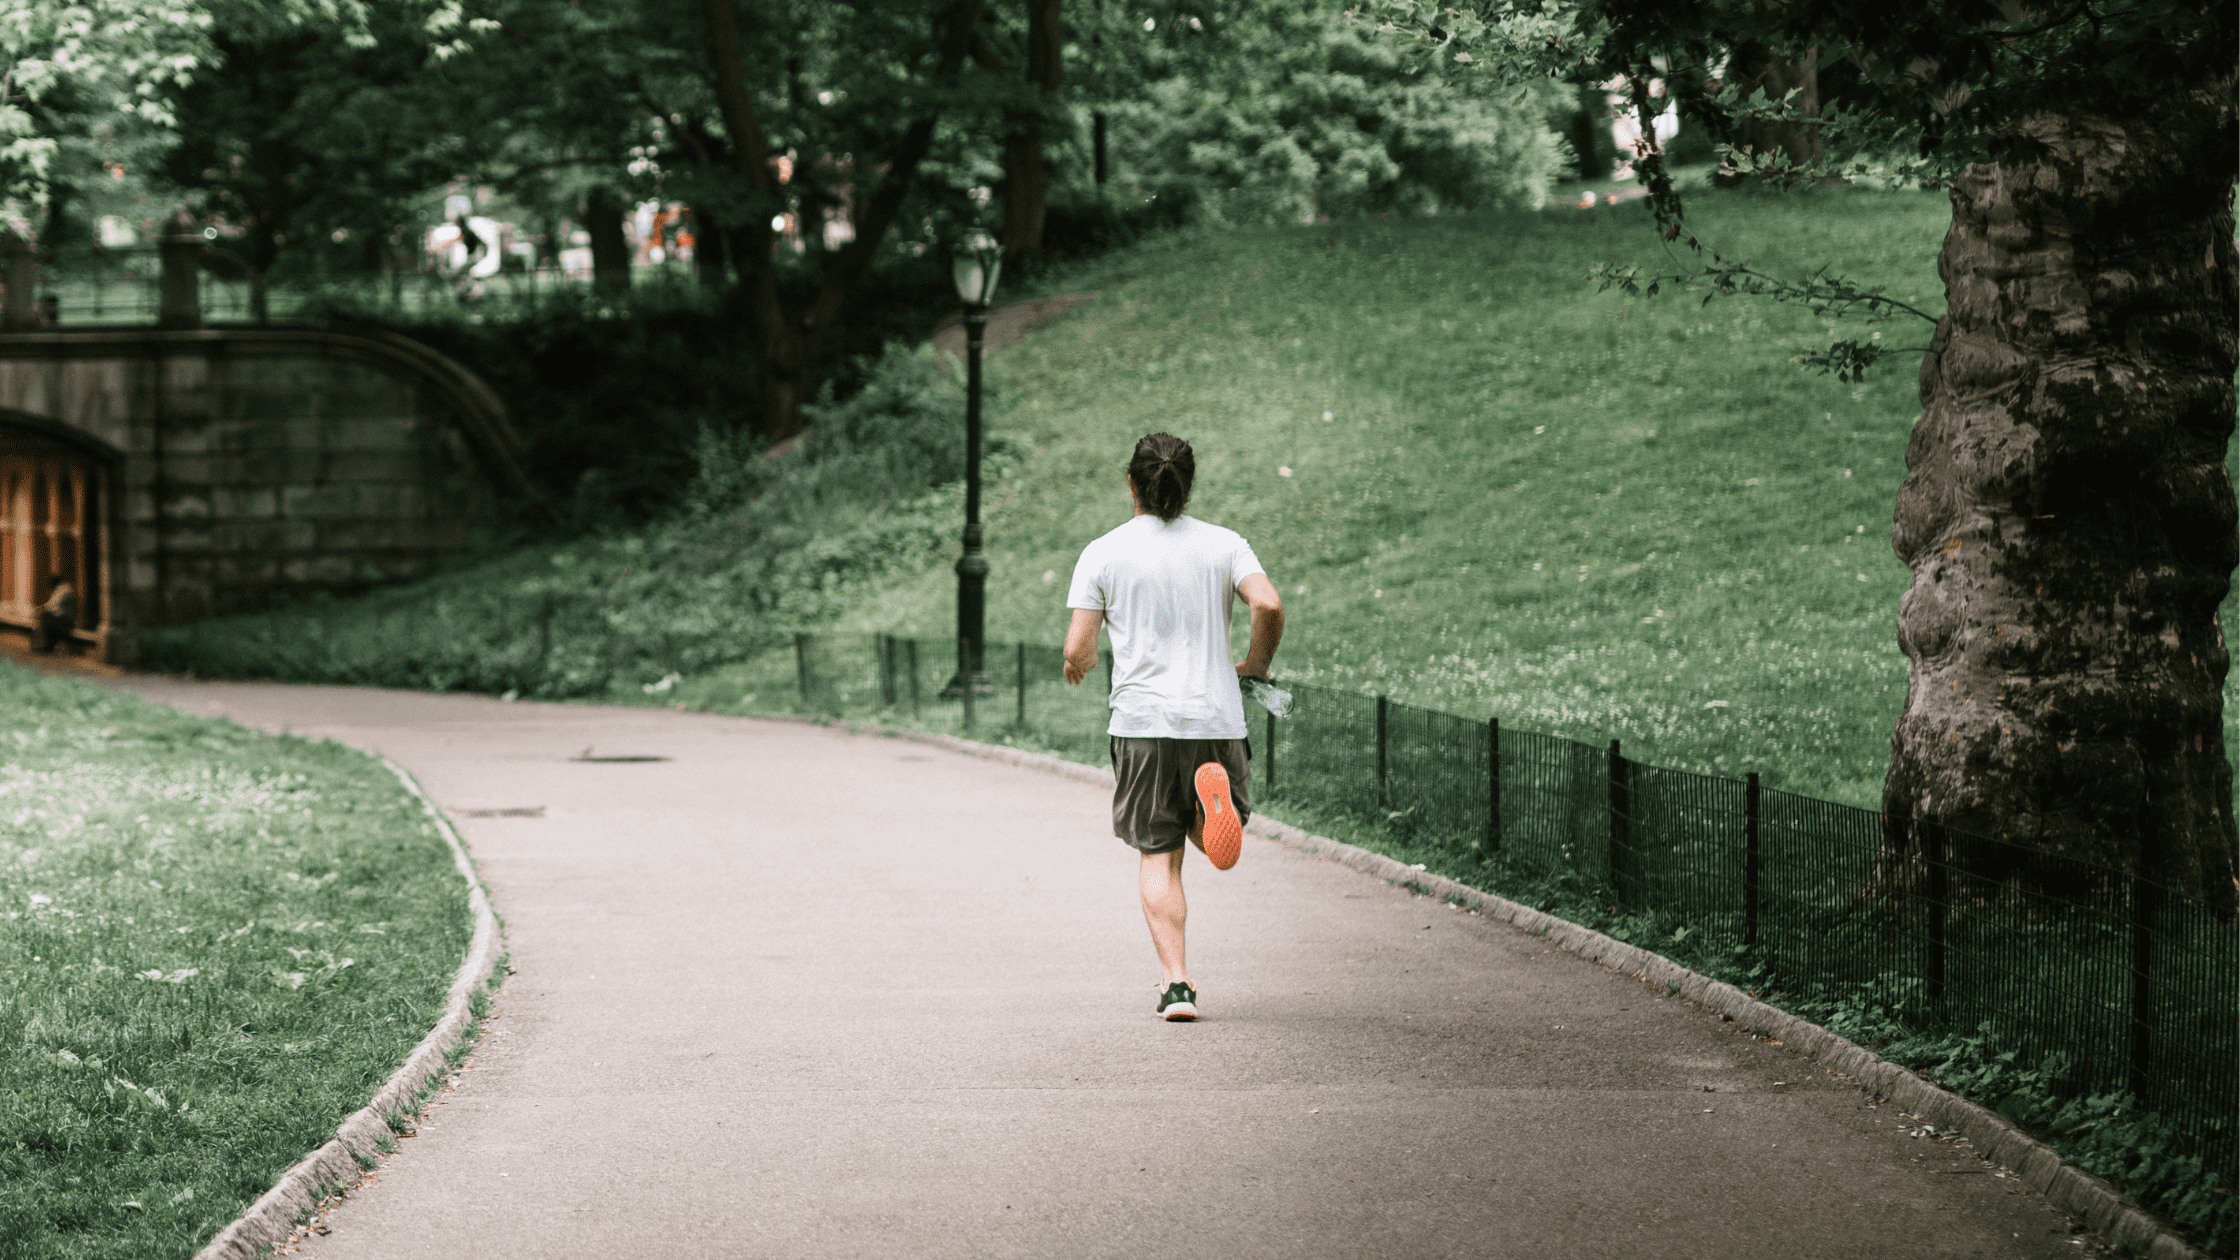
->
[1195, 762, 1242, 870]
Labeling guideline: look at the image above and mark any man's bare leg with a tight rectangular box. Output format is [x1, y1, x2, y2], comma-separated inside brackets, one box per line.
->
[1139, 848, 1188, 984]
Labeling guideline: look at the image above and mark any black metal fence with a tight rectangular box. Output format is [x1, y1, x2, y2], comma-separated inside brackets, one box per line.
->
[806, 632, 2235, 1194]
[32, 244, 681, 326]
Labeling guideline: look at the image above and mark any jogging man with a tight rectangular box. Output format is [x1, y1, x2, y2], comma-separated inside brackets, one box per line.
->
[1062, 432, 1284, 1021]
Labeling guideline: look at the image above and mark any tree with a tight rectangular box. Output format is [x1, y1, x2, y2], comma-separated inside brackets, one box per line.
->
[433, 0, 1017, 439]
[1364, 0, 2237, 903]
[156, 1, 495, 315]
[0, 0, 211, 231]
[1094, 0, 1566, 227]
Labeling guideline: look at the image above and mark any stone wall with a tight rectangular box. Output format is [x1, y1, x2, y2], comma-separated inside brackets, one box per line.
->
[0, 327, 528, 659]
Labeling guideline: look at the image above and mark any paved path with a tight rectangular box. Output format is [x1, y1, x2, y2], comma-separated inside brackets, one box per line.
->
[111, 680, 2100, 1259]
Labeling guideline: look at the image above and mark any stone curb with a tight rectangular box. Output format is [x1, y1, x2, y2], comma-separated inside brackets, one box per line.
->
[191, 758, 503, 1260]
[773, 711, 2207, 1260]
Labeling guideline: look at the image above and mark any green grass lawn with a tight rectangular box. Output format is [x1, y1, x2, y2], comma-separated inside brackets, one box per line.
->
[805, 183, 1956, 805]
[145, 181, 2240, 810]
[0, 665, 474, 1258]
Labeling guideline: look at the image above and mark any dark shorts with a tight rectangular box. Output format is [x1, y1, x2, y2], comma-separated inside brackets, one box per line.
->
[1109, 737, 1252, 855]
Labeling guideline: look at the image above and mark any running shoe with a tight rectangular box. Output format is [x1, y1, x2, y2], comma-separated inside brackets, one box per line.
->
[1157, 980, 1198, 1021]
[1194, 761, 1243, 870]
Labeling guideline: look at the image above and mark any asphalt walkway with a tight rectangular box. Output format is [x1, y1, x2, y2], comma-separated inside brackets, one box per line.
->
[111, 679, 2102, 1259]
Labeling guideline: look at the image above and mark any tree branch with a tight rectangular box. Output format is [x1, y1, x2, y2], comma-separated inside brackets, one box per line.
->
[800, 0, 985, 344]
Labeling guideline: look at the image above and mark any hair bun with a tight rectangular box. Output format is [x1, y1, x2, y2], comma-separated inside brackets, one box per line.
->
[1128, 433, 1196, 522]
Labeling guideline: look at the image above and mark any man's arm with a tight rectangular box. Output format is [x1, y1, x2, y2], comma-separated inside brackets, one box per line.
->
[1062, 608, 1104, 684]
[1235, 573, 1284, 679]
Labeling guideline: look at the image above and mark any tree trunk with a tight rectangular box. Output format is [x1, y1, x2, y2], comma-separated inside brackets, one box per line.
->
[691, 205, 729, 286]
[584, 187, 631, 295]
[704, 0, 984, 440]
[1884, 77, 2239, 906]
[1001, 0, 1062, 259]
[1569, 84, 1610, 180]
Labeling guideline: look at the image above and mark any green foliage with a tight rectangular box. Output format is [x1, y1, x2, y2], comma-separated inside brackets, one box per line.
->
[1359, 0, 2234, 175]
[1784, 1012, 2237, 1251]
[680, 339, 989, 520]
[0, 664, 470, 1259]
[158, 0, 487, 279]
[1109, 10, 1565, 225]
[0, 0, 210, 221]
[1359, 0, 2236, 388]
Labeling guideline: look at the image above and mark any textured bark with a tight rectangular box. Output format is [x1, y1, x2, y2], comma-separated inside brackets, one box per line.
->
[1884, 76, 2239, 906]
[1000, 0, 1062, 259]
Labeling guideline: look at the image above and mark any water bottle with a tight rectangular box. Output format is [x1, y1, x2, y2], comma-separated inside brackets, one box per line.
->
[1240, 675, 1294, 718]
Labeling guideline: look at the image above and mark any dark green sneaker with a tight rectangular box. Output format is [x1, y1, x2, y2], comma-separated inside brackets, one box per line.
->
[1156, 981, 1198, 1021]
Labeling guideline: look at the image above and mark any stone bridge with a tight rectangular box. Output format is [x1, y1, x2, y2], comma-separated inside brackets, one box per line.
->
[0, 325, 529, 663]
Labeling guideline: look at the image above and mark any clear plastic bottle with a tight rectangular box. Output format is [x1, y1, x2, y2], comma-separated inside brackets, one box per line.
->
[1239, 675, 1294, 718]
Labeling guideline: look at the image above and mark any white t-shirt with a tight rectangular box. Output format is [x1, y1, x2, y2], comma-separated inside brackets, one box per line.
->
[1067, 514, 1266, 739]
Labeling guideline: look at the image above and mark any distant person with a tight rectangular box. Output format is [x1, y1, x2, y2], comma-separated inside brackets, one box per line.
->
[454, 215, 486, 267]
[32, 575, 77, 653]
[1062, 433, 1285, 1021]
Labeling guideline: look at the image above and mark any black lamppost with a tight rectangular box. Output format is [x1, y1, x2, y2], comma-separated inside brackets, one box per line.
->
[944, 228, 1002, 699]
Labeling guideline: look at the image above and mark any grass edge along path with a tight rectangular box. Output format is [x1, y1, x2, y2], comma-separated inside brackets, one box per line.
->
[1247, 813, 2214, 1260]
[191, 760, 503, 1260]
[725, 653, 2231, 1259]
[754, 703, 2222, 1260]
[0, 665, 488, 1260]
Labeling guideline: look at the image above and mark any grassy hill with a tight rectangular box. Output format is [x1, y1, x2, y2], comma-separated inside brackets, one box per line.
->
[817, 183, 1947, 806]
[147, 182, 2240, 811]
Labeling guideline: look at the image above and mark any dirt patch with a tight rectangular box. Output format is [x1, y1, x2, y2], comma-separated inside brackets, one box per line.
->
[930, 291, 1099, 368]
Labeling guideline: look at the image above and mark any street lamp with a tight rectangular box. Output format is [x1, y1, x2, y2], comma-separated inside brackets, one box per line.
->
[944, 228, 1002, 701]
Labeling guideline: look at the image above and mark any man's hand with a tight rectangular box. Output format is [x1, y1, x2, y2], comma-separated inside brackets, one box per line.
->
[1234, 573, 1284, 680]
[1062, 608, 1104, 685]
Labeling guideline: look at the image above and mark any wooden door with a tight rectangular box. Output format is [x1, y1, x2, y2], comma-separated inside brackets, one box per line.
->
[0, 435, 102, 641]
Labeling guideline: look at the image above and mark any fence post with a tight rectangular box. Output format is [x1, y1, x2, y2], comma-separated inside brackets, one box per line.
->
[1743, 772, 1761, 948]
[794, 633, 811, 709]
[906, 639, 921, 719]
[1015, 642, 1027, 728]
[1924, 818, 1947, 1010]
[1375, 695, 1389, 801]
[1607, 739, 1626, 900]
[2129, 861, 2155, 1101]
[959, 641, 976, 730]
[1486, 718, 1501, 855]
[537, 593, 554, 687]
[877, 634, 893, 706]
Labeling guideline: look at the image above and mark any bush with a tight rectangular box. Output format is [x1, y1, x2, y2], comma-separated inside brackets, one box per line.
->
[296, 266, 962, 530]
